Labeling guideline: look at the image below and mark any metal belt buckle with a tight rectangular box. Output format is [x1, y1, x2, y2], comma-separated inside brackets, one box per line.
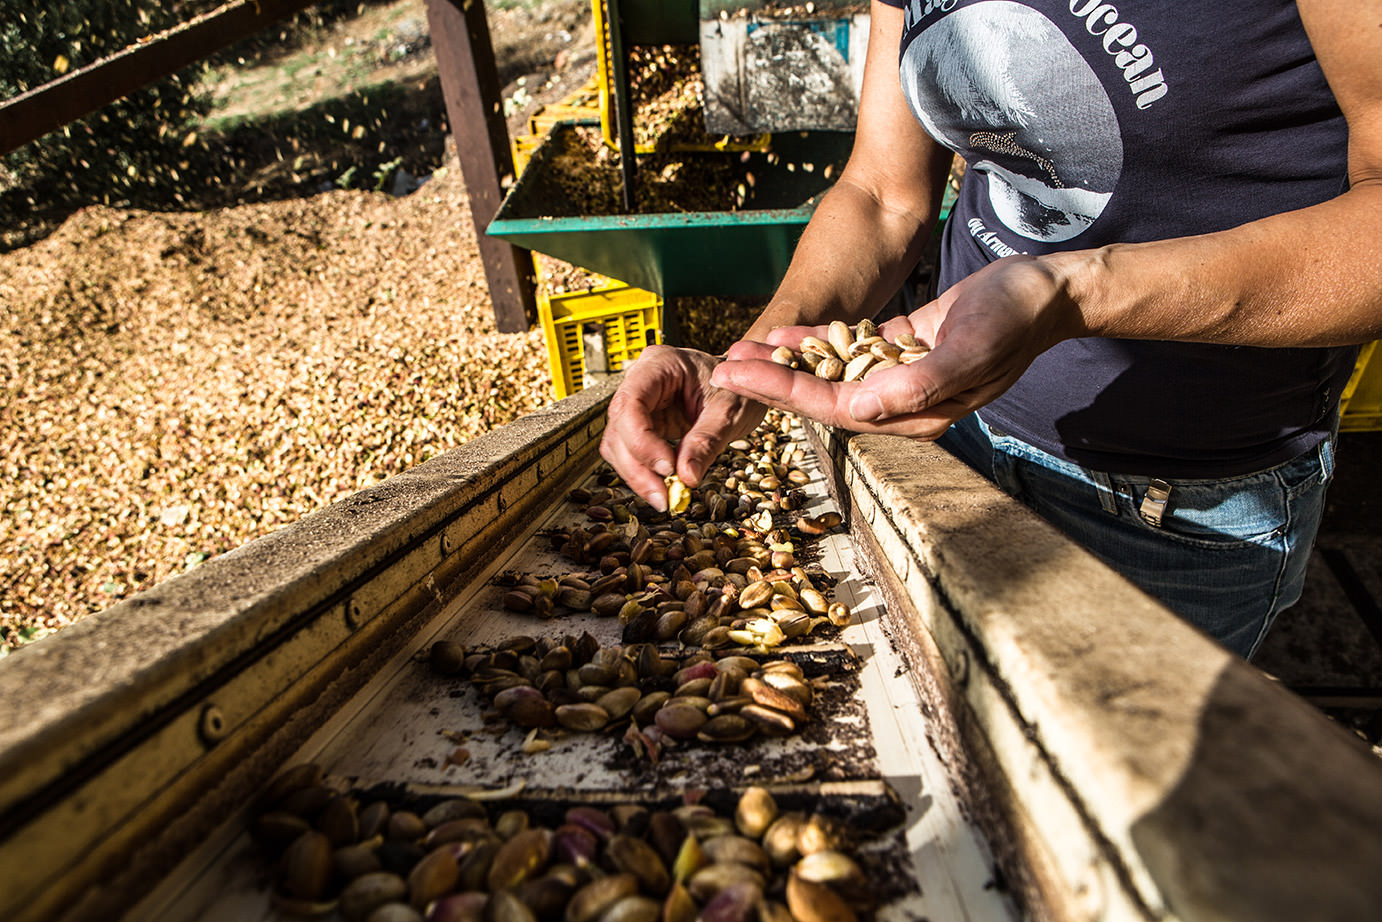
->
[1139, 479, 1173, 527]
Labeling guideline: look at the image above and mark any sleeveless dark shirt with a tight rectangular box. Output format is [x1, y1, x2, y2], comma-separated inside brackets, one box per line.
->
[876, 0, 1356, 476]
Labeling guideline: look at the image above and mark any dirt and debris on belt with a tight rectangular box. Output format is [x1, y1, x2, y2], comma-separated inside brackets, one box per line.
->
[0, 158, 550, 651]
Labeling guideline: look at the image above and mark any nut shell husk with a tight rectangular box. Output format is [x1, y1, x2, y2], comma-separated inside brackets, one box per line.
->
[784, 871, 857, 922]
[566, 873, 641, 922]
[340, 872, 409, 922]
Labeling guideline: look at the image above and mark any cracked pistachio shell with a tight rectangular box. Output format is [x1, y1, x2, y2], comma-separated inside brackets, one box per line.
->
[661, 882, 698, 922]
[734, 787, 779, 840]
[796, 815, 849, 856]
[596, 686, 644, 721]
[784, 871, 857, 922]
[429, 893, 490, 922]
[566, 873, 641, 922]
[761, 814, 805, 868]
[741, 677, 808, 724]
[282, 830, 333, 901]
[701, 835, 770, 873]
[794, 851, 869, 906]
[665, 475, 691, 515]
[606, 834, 671, 896]
[487, 828, 552, 892]
[770, 346, 797, 367]
[597, 896, 662, 922]
[696, 713, 755, 743]
[654, 704, 708, 740]
[424, 799, 489, 828]
[409, 846, 461, 909]
[736, 581, 773, 610]
[671, 834, 707, 883]
[487, 890, 539, 922]
[555, 702, 611, 732]
[687, 863, 766, 904]
[340, 872, 409, 922]
[699, 880, 764, 922]
[826, 321, 853, 362]
[842, 354, 874, 383]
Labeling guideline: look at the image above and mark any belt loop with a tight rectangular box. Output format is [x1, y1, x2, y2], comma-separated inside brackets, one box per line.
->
[1089, 469, 1118, 515]
[1318, 437, 1335, 483]
[1139, 479, 1173, 527]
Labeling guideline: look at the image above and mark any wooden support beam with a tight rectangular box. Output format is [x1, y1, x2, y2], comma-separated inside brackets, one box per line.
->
[425, 0, 538, 333]
[0, 0, 318, 155]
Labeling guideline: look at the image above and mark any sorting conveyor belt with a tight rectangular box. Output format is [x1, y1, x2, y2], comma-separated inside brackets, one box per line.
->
[3, 382, 1381, 922]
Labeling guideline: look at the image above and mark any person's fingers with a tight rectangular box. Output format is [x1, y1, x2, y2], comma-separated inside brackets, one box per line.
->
[675, 389, 766, 485]
[844, 357, 951, 422]
[712, 357, 845, 423]
[761, 325, 825, 348]
[599, 423, 673, 512]
[713, 356, 971, 439]
[598, 347, 697, 511]
[724, 340, 779, 362]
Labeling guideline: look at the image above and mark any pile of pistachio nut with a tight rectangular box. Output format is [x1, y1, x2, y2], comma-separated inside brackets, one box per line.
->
[770, 320, 929, 383]
[429, 634, 825, 759]
[254, 766, 875, 922]
[497, 410, 851, 654]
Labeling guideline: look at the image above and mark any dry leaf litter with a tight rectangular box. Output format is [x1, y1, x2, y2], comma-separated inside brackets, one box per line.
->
[0, 160, 551, 650]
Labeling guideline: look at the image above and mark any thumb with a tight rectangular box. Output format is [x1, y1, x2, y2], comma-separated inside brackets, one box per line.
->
[847, 355, 962, 423]
[845, 338, 1000, 425]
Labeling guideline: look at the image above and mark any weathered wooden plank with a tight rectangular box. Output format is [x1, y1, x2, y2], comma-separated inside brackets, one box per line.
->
[425, 0, 538, 333]
[0, 0, 319, 155]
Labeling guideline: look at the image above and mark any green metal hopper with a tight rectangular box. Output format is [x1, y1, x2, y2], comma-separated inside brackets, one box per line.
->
[487, 125, 853, 297]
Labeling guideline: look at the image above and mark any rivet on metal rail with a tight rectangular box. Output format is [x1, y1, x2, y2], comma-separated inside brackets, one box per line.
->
[951, 648, 971, 688]
[441, 532, 454, 554]
[198, 704, 228, 746]
[345, 599, 364, 629]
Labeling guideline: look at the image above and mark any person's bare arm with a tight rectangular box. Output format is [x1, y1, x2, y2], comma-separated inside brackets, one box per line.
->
[599, 2, 950, 504]
[742, 3, 954, 342]
[1059, 0, 1382, 347]
[714, 0, 1382, 436]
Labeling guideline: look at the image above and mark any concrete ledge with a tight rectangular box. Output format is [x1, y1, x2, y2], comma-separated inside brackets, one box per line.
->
[827, 427, 1382, 922]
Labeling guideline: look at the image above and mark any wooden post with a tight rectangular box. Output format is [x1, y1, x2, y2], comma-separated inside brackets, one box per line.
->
[425, 0, 537, 333]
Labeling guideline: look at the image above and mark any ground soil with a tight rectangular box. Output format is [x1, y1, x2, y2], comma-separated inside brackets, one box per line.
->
[0, 0, 604, 650]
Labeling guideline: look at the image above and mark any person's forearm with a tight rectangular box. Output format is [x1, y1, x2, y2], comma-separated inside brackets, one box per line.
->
[744, 153, 953, 344]
[740, 1, 953, 346]
[1052, 182, 1382, 349]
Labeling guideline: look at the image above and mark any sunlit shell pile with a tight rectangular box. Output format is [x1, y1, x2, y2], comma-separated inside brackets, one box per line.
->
[769, 321, 929, 383]
[254, 766, 876, 922]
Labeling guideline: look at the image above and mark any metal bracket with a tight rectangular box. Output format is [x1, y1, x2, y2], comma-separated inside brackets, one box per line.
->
[1138, 479, 1172, 527]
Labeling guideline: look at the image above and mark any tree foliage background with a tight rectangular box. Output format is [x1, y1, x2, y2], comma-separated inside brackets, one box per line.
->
[0, 0, 368, 242]
[0, 1, 218, 207]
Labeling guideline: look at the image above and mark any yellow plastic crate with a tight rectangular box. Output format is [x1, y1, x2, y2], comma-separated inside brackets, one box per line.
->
[1341, 340, 1382, 432]
[539, 283, 663, 399]
[511, 80, 603, 176]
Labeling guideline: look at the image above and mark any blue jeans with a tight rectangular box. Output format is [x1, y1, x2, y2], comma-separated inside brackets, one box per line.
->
[937, 415, 1336, 660]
